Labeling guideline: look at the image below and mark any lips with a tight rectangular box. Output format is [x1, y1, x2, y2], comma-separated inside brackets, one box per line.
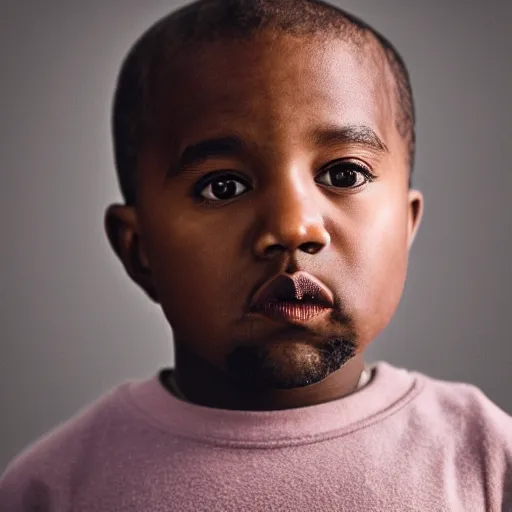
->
[249, 271, 335, 311]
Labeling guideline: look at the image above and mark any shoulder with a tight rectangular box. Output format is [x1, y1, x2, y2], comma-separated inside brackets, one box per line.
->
[0, 380, 131, 509]
[375, 361, 512, 441]
[410, 370, 512, 442]
[408, 369, 512, 504]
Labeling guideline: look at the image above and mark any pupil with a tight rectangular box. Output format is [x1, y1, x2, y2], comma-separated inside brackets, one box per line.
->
[212, 179, 236, 199]
[331, 169, 357, 187]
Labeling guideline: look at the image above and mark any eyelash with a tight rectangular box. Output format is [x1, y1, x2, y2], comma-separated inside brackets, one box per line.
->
[192, 160, 376, 206]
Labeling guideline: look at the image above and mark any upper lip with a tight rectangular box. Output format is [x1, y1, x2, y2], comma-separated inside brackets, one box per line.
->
[249, 271, 335, 310]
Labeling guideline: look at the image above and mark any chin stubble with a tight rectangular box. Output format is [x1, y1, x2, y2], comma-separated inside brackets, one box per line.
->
[225, 336, 357, 390]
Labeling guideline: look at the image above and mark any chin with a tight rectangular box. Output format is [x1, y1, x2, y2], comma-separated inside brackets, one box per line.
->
[224, 336, 357, 390]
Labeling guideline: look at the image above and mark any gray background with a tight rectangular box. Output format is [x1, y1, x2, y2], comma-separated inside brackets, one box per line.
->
[1, 0, 511, 472]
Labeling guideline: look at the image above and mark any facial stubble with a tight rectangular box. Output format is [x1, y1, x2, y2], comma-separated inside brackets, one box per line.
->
[225, 331, 357, 390]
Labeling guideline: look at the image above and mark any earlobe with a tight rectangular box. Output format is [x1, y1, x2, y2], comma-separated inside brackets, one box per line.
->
[104, 204, 137, 262]
[104, 204, 159, 303]
[407, 189, 424, 249]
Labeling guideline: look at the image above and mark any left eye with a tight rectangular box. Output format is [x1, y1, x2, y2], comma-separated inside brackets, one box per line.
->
[199, 175, 249, 201]
[316, 161, 373, 189]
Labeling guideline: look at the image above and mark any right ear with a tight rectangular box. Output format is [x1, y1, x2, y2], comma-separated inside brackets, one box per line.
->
[104, 204, 159, 303]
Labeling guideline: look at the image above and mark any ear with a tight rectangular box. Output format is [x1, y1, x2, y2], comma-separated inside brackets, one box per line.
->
[104, 204, 159, 303]
[407, 189, 424, 249]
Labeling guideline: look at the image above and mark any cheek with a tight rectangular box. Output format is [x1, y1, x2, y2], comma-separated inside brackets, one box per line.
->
[342, 193, 410, 336]
[142, 210, 243, 332]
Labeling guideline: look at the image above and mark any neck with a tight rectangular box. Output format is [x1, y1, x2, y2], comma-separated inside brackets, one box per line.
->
[169, 346, 367, 411]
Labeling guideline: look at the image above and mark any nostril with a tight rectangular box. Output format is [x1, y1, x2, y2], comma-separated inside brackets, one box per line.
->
[264, 244, 285, 258]
[299, 242, 323, 254]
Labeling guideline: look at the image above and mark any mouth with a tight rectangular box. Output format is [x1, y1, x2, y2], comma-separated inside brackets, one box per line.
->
[248, 272, 335, 325]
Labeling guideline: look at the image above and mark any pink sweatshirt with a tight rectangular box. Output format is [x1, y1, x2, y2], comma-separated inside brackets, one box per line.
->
[1, 361, 511, 511]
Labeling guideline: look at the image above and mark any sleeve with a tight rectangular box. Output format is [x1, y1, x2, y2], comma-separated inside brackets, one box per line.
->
[472, 387, 512, 510]
[0, 459, 53, 512]
[0, 429, 74, 512]
[0, 389, 117, 511]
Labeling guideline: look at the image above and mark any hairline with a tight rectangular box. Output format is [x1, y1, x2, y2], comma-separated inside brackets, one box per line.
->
[112, 2, 415, 205]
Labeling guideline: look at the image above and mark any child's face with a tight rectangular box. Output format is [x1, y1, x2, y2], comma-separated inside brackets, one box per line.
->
[108, 33, 423, 389]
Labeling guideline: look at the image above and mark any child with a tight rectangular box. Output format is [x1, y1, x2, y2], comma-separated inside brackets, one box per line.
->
[1, 0, 511, 510]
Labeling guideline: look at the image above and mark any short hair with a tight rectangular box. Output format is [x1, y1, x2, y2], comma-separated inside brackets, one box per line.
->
[112, 0, 415, 205]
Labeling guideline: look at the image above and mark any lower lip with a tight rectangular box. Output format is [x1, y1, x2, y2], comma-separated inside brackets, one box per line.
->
[249, 301, 332, 324]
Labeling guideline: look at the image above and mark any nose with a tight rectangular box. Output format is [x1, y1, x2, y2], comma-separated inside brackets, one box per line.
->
[252, 179, 331, 260]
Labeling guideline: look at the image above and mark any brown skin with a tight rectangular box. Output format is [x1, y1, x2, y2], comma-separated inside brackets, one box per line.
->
[105, 32, 423, 411]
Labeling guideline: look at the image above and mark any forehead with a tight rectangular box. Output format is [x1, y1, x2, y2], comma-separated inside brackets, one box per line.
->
[150, 32, 398, 155]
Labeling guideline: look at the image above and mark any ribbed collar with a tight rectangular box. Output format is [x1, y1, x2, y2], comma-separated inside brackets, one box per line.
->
[122, 361, 423, 448]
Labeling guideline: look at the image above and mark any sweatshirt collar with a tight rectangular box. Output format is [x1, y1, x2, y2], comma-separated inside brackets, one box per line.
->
[124, 361, 422, 447]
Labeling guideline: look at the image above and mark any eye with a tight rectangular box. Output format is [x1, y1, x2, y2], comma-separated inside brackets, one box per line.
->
[195, 172, 251, 202]
[316, 160, 374, 189]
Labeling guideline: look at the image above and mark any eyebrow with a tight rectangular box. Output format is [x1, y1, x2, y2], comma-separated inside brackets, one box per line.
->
[311, 125, 389, 153]
[175, 136, 247, 172]
[172, 124, 387, 174]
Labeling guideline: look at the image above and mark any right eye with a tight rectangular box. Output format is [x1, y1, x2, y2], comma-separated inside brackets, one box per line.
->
[195, 172, 251, 202]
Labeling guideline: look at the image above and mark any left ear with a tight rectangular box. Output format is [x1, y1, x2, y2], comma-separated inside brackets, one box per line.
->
[104, 203, 159, 303]
[407, 189, 424, 249]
